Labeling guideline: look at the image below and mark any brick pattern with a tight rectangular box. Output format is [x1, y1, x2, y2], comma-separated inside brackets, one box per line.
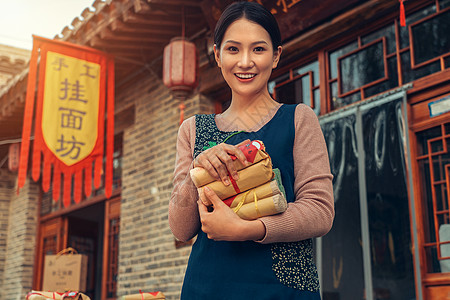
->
[0, 175, 39, 300]
[117, 73, 215, 299]
[0, 170, 15, 292]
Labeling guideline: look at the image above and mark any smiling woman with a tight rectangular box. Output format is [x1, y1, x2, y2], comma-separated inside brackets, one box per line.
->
[169, 2, 334, 299]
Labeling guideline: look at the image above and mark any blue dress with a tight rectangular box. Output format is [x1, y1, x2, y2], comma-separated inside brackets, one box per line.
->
[181, 104, 321, 299]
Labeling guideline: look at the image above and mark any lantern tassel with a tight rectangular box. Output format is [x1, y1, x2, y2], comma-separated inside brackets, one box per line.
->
[179, 101, 186, 125]
[399, 0, 406, 27]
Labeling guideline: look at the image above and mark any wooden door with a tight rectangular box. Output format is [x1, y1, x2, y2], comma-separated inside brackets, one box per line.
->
[33, 217, 68, 290]
[102, 197, 121, 300]
[410, 91, 450, 299]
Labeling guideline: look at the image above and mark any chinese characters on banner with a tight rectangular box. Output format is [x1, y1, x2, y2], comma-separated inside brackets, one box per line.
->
[18, 36, 115, 207]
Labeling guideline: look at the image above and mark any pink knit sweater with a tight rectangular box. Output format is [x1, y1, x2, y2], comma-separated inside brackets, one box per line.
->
[169, 104, 334, 244]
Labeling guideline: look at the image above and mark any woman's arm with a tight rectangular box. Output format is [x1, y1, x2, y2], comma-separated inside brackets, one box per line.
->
[257, 104, 335, 244]
[168, 117, 201, 242]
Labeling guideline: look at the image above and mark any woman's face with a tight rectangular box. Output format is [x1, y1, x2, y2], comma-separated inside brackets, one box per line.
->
[214, 18, 282, 98]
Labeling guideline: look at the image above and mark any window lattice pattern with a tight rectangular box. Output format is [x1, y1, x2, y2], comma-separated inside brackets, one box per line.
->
[106, 217, 120, 299]
[270, 0, 449, 113]
[416, 122, 450, 273]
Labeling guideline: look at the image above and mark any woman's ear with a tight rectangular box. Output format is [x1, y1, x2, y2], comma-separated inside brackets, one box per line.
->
[272, 46, 282, 69]
[214, 44, 222, 68]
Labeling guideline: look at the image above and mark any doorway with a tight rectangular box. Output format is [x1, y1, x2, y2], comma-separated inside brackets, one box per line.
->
[67, 202, 104, 299]
[35, 197, 120, 300]
[318, 91, 417, 300]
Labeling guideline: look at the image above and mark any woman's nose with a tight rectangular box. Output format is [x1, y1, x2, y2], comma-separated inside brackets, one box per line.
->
[237, 51, 254, 68]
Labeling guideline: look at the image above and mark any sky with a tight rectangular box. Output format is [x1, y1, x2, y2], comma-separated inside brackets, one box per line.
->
[0, 0, 96, 50]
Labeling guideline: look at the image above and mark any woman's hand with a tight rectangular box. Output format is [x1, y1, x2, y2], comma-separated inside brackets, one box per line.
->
[194, 139, 250, 186]
[198, 186, 266, 241]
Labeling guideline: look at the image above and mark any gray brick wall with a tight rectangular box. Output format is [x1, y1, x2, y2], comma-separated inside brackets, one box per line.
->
[0, 170, 15, 292]
[0, 175, 39, 300]
[117, 73, 215, 299]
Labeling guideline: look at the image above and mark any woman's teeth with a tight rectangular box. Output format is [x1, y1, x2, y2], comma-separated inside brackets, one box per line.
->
[236, 74, 256, 79]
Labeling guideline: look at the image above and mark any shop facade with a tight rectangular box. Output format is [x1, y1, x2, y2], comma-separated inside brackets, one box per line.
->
[0, 0, 449, 299]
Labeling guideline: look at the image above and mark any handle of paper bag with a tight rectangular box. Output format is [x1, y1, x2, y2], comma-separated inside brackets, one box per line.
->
[56, 247, 78, 256]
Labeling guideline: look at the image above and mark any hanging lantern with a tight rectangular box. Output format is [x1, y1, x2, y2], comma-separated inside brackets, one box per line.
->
[163, 37, 198, 98]
[163, 6, 198, 125]
[8, 143, 20, 172]
[163, 37, 198, 125]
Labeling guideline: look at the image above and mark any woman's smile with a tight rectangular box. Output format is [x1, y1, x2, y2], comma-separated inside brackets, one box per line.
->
[235, 73, 257, 81]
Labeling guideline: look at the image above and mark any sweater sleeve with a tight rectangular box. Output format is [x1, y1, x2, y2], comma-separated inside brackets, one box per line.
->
[168, 116, 201, 242]
[257, 104, 334, 244]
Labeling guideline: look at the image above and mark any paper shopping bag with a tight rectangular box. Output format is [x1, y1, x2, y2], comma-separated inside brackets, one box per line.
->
[42, 248, 88, 293]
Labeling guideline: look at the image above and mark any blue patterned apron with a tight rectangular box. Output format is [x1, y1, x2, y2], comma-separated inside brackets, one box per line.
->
[181, 104, 321, 299]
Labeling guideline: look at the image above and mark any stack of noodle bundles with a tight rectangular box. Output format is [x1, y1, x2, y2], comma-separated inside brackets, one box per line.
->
[26, 291, 64, 300]
[190, 140, 287, 220]
[26, 291, 91, 300]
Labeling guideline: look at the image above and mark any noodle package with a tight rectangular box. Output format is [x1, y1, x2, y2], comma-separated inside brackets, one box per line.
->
[190, 140, 270, 188]
[223, 169, 287, 220]
[191, 140, 288, 220]
[26, 291, 63, 300]
[120, 291, 165, 300]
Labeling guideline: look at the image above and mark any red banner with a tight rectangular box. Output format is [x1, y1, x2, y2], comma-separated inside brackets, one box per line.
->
[18, 36, 115, 207]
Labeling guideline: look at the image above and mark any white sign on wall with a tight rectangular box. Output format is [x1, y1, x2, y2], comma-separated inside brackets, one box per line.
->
[429, 95, 450, 118]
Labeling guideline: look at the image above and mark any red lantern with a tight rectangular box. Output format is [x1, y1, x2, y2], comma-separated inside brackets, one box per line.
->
[8, 143, 20, 172]
[163, 37, 198, 124]
[163, 37, 198, 97]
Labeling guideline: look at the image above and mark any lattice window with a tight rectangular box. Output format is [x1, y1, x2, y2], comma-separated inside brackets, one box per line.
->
[409, 6, 450, 68]
[416, 121, 450, 273]
[339, 39, 389, 96]
[43, 235, 57, 255]
[327, 0, 449, 110]
[268, 0, 449, 113]
[269, 60, 321, 115]
[328, 25, 398, 109]
[106, 217, 120, 299]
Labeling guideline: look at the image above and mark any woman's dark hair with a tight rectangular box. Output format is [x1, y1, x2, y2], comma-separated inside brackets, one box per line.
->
[214, 2, 282, 51]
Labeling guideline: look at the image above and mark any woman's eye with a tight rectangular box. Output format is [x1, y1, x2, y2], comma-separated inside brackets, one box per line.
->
[227, 46, 238, 52]
[254, 46, 266, 52]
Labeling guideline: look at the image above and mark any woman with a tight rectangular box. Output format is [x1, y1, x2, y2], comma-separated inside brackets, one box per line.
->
[169, 2, 334, 299]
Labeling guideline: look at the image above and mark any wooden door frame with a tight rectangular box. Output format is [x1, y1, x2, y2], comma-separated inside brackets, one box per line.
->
[33, 216, 68, 290]
[33, 191, 121, 296]
[407, 73, 450, 298]
[102, 197, 121, 300]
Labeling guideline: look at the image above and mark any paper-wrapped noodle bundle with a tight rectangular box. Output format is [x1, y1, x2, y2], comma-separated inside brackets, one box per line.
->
[26, 291, 91, 300]
[190, 140, 269, 187]
[26, 291, 63, 300]
[223, 169, 285, 208]
[197, 158, 273, 201]
[120, 291, 165, 300]
[234, 194, 288, 220]
[193, 141, 273, 205]
[222, 168, 287, 220]
[193, 140, 288, 219]
[223, 180, 277, 207]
